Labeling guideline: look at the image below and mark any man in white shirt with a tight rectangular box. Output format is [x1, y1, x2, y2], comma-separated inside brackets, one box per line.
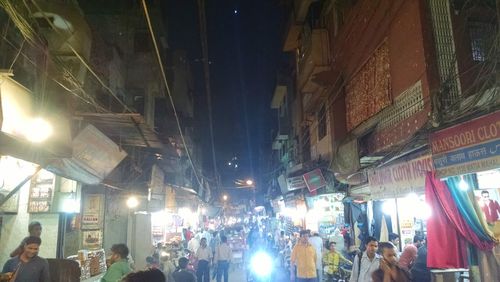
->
[196, 237, 212, 282]
[188, 236, 200, 254]
[308, 231, 324, 281]
[349, 236, 380, 282]
[214, 235, 231, 282]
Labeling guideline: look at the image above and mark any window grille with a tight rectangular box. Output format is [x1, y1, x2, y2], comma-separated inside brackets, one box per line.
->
[379, 81, 424, 129]
[429, 0, 462, 107]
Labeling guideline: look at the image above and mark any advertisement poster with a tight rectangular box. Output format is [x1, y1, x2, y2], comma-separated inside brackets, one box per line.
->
[83, 230, 102, 249]
[28, 171, 55, 213]
[82, 194, 104, 230]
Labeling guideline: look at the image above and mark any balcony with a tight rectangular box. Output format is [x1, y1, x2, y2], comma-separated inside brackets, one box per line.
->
[283, 0, 314, 51]
[298, 29, 330, 113]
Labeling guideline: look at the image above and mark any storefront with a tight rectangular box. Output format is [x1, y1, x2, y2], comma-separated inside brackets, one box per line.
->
[426, 110, 500, 281]
[366, 153, 433, 250]
[305, 193, 345, 248]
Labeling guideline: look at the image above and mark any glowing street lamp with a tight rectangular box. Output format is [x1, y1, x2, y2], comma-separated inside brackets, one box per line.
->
[26, 118, 53, 143]
[126, 196, 139, 208]
[223, 194, 228, 201]
[245, 179, 254, 186]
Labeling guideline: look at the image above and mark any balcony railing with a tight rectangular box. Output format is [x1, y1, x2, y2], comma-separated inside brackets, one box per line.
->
[297, 28, 331, 94]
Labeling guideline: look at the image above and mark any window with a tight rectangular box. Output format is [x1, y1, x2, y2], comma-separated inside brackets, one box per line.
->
[318, 104, 327, 140]
[468, 21, 494, 62]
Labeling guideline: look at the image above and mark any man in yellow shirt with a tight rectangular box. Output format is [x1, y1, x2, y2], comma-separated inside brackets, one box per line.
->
[290, 230, 317, 282]
[323, 241, 352, 281]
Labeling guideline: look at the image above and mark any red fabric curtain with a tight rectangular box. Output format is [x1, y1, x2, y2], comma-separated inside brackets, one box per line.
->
[426, 172, 468, 268]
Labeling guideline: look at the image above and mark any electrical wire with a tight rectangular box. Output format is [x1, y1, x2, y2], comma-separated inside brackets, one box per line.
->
[141, 0, 204, 190]
[196, 0, 220, 190]
[1, 36, 108, 112]
[7, 37, 23, 71]
[29, 0, 133, 113]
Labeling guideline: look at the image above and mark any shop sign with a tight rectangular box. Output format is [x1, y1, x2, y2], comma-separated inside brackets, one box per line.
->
[286, 175, 307, 191]
[28, 171, 55, 213]
[82, 194, 104, 230]
[430, 111, 500, 178]
[82, 230, 102, 249]
[303, 169, 327, 192]
[368, 155, 433, 199]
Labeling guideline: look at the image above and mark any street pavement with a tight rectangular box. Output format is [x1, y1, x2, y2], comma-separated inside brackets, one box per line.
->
[226, 265, 289, 282]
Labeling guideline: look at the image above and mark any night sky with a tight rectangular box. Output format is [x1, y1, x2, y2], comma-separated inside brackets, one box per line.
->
[164, 0, 285, 198]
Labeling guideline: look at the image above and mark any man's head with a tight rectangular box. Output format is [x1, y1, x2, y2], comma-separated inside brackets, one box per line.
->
[299, 230, 309, 244]
[365, 236, 378, 257]
[22, 236, 41, 259]
[110, 243, 129, 263]
[178, 257, 189, 270]
[389, 233, 400, 246]
[413, 235, 425, 247]
[481, 190, 490, 200]
[122, 268, 165, 282]
[328, 241, 337, 251]
[280, 230, 285, 237]
[200, 238, 207, 247]
[378, 242, 398, 266]
[221, 235, 227, 243]
[28, 221, 42, 237]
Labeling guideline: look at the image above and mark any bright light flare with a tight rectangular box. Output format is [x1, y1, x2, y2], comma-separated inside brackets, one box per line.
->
[26, 118, 53, 143]
[126, 196, 139, 208]
[245, 179, 254, 186]
[459, 177, 469, 191]
[250, 251, 273, 277]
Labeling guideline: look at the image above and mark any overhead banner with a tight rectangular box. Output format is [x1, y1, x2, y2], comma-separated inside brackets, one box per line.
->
[368, 155, 433, 199]
[430, 111, 500, 178]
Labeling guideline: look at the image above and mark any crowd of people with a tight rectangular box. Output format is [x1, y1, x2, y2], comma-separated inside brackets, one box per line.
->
[287, 229, 430, 282]
[0, 220, 431, 282]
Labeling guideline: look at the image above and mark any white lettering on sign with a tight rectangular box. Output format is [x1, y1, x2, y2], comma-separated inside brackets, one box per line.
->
[368, 155, 434, 198]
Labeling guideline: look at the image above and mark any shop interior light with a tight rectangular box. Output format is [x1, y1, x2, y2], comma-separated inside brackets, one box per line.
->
[382, 200, 396, 216]
[62, 198, 79, 213]
[126, 196, 139, 208]
[25, 118, 53, 143]
[459, 176, 469, 191]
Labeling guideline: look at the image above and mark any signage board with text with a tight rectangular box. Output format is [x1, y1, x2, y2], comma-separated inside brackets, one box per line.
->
[430, 111, 500, 178]
[368, 155, 433, 199]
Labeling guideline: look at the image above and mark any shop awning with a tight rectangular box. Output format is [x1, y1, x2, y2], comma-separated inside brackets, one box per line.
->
[74, 112, 164, 149]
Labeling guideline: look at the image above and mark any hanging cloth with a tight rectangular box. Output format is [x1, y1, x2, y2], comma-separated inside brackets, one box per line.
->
[426, 172, 468, 268]
[445, 175, 497, 244]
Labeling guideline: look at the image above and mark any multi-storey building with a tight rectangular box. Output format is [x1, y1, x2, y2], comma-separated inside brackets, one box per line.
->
[271, 0, 500, 250]
[0, 0, 205, 270]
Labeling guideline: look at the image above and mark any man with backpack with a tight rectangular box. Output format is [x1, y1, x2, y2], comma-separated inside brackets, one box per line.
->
[349, 236, 380, 282]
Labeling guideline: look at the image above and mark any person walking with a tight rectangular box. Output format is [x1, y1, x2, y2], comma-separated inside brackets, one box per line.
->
[308, 231, 324, 281]
[371, 242, 410, 282]
[214, 235, 231, 282]
[10, 221, 42, 258]
[2, 236, 50, 282]
[196, 237, 212, 282]
[398, 235, 424, 270]
[349, 236, 380, 282]
[290, 230, 317, 282]
[173, 257, 196, 282]
[410, 242, 430, 282]
[101, 244, 132, 282]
